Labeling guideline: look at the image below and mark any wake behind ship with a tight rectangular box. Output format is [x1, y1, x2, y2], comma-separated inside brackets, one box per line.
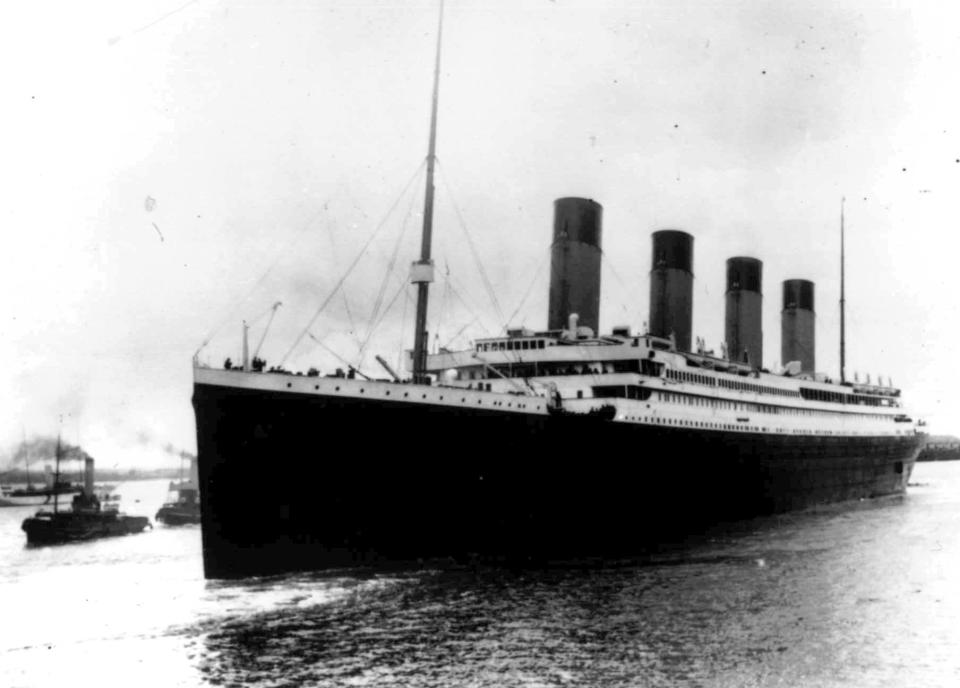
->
[192, 6, 924, 579]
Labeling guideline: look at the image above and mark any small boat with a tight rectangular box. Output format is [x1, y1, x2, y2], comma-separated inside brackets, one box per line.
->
[0, 481, 82, 508]
[22, 497, 151, 545]
[21, 440, 151, 545]
[156, 483, 200, 525]
[155, 452, 201, 525]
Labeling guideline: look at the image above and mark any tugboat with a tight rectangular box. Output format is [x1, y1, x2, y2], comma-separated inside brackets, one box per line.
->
[156, 453, 201, 525]
[155, 485, 200, 525]
[21, 440, 151, 545]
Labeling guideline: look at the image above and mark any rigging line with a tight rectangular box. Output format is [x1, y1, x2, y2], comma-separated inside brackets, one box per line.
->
[357, 272, 411, 370]
[442, 315, 480, 350]
[443, 276, 496, 338]
[600, 249, 637, 322]
[431, 261, 452, 349]
[253, 302, 282, 360]
[334, 188, 380, 350]
[435, 243, 506, 348]
[194, 200, 333, 357]
[357, 279, 410, 369]
[438, 266, 522, 363]
[443, 266, 505, 332]
[132, 0, 201, 36]
[471, 353, 528, 394]
[246, 300, 283, 328]
[443, 270, 526, 366]
[545, 239, 568, 319]
[503, 250, 549, 328]
[357, 173, 420, 363]
[341, 292, 362, 352]
[396, 285, 412, 375]
[443, 278, 525, 366]
[280, 160, 427, 366]
[325, 217, 362, 351]
[436, 163, 506, 328]
[307, 332, 369, 379]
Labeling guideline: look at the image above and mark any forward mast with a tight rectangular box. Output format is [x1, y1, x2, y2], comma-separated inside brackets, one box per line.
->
[411, 0, 445, 384]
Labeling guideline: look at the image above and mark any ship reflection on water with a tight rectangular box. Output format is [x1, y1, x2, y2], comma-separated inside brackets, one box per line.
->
[193, 472, 960, 688]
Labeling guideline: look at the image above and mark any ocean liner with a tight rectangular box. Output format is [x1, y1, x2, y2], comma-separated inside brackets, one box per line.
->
[192, 5, 925, 579]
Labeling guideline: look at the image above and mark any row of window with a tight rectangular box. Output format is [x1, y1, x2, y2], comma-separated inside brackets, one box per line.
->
[476, 339, 548, 352]
[656, 391, 893, 421]
[667, 368, 800, 398]
[326, 382, 540, 410]
[717, 377, 798, 397]
[799, 387, 896, 407]
[638, 415, 763, 432]
[452, 359, 896, 411]
[454, 379, 894, 425]
[593, 385, 653, 401]
[460, 362, 628, 380]
[620, 414, 873, 435]
[458, 349, 897, 411]
[668, 369, 715, 387]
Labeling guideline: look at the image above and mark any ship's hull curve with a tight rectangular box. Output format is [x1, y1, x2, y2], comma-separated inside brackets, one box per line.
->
[193, 380, 923, 579]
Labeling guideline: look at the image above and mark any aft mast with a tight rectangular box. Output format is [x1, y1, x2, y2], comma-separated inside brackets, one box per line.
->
[411, 0, 445, 384]
[840, 197, 846, 384]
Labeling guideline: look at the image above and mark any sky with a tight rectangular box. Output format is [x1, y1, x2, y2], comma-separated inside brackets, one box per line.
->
[2, 0, 959, 467]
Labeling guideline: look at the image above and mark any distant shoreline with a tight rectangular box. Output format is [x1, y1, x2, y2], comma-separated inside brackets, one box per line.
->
[918, 434, 960, 462]
[0, 467, 182, 483]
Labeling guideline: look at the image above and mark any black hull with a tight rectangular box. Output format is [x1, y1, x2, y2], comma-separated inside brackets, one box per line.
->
[193, 381, 923, 579]
[22, 512, 151, 545]
[156, 505, 202, 526]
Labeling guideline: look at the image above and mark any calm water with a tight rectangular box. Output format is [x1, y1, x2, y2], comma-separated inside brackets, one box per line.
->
[2, 464, 959, 687]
